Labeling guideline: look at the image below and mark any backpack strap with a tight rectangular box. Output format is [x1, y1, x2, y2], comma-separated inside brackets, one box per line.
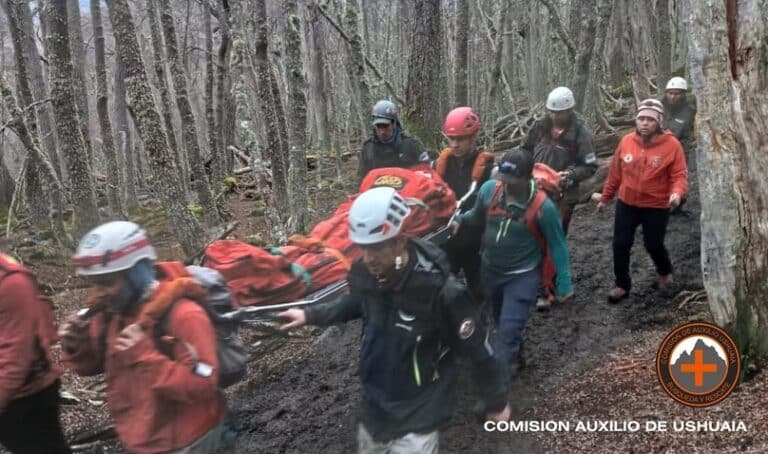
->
[434, 148, 452, 178]
[471, 150, 495, 182]
[523, 190, 549, 252]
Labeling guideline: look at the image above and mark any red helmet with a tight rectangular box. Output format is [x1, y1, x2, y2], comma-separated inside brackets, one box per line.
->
[442, 107, 481, 137]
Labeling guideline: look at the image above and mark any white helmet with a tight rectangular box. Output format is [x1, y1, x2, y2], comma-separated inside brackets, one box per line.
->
[546, 86, 575, 111]
[666, 77, 688, 91]
[348, 187, 410, 245]
[73, 221, 157, 276]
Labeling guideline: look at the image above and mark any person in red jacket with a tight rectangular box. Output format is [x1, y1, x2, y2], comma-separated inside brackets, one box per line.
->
[0, 253, 71, 454]
[598, 99, 688, 303]
[59, 221, 233, 454]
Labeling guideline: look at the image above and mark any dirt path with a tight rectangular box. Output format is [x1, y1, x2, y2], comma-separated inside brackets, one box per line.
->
[227, 161, 707, 453]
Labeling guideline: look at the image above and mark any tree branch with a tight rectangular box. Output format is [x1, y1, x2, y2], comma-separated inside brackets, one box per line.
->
[537, 0, 577, 59]
[315, 2, 404, 105]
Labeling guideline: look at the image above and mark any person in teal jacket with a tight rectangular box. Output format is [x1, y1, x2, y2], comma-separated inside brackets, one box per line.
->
[452, 147, 573, 374]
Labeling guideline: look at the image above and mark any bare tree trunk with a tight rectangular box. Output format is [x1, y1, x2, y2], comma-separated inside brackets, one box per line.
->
[145, 0, 185, 189]
[582, 0, 614, 126]
[524, 5, 546, 104]
[454, 0, 469, 106]
[306, 2, 332, 186]
[406, 0, 442, 150]
[685, 0, 768, 356]
[90, 0, 124, 218]
[159, 0, 220, 226]
[570, 0, 598, 112]
[43, 0, 100, 236]
[214, 0, 232, 182]
[282, 0, 309, 233]
[17, 0, 60, 181]
[1, 0, 49, 226]
[656, 0, 672, 95]
[343, 0, 371, 136]
[626, 1, 650, 102]
[66, 0, 93, 165]
[251, 0, 289, 218]
[486, 1, 510, 116]
[204, 7, 216, 175]
[0, 75, 71, 247]
[114, 57, 139, 211]
[106, 0, 206, 256]
[0, 140, 14, 208]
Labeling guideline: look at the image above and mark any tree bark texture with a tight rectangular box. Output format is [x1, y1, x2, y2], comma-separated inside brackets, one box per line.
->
[306, 2, 332, 185]
[66, 0, 93, 165]
[453, 0, 469, 106]
[204, 7, 217, 180]
[106, 0, 206, 257]
[343, 0, 371, 136]
[1, 0, 49, 225]
[282, 0, 309, 233]
[43, 0, 100, 236]
[405, 0, 442, 150]
[90, 0, 124, 218]
[159, 0, 220, 226]
[626, 0, 650, 102]
[113, 56, 139, 210]
[146, 0, 184, 188]
[251, 0, 289, 217]
[570, 0, 598, 113]
[685, 0, 768, 356]
[0, 75, 70, 247]
[655, 0, 672, 95]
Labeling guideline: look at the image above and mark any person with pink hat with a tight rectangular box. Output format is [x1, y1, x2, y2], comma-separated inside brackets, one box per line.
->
[597, 99, 688, 303]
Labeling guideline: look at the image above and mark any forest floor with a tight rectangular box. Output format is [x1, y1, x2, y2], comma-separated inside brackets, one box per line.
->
[2, 143, 766, 454]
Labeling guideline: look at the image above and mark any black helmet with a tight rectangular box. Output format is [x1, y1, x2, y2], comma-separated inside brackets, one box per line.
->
[492, 147, 534, 184]
[371, 100, 398, 125]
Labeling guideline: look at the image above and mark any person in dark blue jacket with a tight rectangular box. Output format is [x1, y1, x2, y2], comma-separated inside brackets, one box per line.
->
[279, 187, 509, 454]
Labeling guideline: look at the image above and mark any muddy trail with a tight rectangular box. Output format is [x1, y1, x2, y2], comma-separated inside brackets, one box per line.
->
[227, 160, 704, 453]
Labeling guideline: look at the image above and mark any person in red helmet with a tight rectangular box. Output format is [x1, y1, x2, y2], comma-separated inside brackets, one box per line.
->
[435, 107, 495, 301]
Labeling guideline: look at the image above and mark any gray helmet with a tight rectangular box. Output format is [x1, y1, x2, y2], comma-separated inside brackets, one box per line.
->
[371, 100, 398, 125]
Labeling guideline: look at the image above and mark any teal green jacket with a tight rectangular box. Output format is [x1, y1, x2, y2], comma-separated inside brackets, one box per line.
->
[458, 179, 573, 296]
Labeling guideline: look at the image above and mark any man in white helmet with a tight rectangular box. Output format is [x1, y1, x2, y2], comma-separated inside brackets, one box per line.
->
[522, 86, 595, 309]
[660, 77, 696, 154]
[279, 187, 510, 454]
[59, 221, 233, 454]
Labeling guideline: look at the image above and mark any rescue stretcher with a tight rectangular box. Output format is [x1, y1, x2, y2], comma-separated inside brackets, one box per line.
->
[220, 182, 478, 324]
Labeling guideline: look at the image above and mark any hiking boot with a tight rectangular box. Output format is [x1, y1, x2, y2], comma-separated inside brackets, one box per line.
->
[652, 274, 675, 297]
[607, 287, 629, 303]
[536, 296, 553, 311]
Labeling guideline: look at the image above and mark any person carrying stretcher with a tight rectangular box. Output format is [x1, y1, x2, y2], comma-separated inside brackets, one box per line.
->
[279, 186, 510, 454]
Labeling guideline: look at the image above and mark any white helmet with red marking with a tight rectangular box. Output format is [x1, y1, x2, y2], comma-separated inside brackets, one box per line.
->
[73, 221, 157, 276]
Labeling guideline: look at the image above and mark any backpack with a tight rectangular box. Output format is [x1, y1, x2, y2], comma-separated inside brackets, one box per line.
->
[149, 262, 248, 388]
[487, 183, 557, 297]
[532, 162, 564, 201]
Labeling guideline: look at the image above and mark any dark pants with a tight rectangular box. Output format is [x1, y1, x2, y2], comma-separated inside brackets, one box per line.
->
[442, 227, 483, 301]
[0, 380, 71, 454]
[483, 266, 541, 370]
[612, 200, 672, 291]
[560, 202, 575, 236]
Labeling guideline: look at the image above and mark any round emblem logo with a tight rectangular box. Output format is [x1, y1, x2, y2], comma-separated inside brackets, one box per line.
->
[81, 233, 101, 249]
[656, 322, 740, 407]
[623, 154, 633, 163]
[458, 319, 476, 340]
[372, 175, 405, 189]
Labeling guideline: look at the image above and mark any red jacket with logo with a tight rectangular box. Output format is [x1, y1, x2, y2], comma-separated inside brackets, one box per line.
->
[62, 279, 225, 453]
[601, 130, 688, 209]
[0, 253, 61, 413]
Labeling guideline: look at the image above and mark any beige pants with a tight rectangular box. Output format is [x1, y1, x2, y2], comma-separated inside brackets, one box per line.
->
[357, 424, 439, 454]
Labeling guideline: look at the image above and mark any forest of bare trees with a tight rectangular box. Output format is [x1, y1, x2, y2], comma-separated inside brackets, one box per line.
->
[0, 0, 766, 360]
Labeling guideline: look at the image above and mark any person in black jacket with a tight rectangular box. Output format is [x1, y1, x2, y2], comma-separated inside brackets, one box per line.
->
[279, 187, 510, 454]
[435, 107, 495, 301]
[522, 86, 597, 235]
[358, 100, 429, 182]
